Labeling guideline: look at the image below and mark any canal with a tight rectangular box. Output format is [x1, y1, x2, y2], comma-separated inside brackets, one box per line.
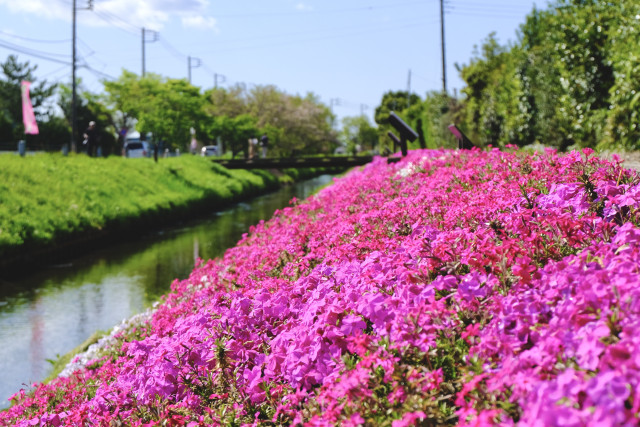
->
[0, 174, 335, 408]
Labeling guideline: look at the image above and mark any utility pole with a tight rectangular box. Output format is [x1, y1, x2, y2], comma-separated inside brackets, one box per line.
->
[142, 28, 158, 77]
[188, 56, 201, 84]
[407, 69, 412, 108]
[214, 73, 226, 88]
[71, 0, 93, 153]
[72, 0, 77, 153]
[329, 98, 341, 128]
[329, 98, 341, 114]
[360, 104, 368, 116]
[440, 0, 447, 94]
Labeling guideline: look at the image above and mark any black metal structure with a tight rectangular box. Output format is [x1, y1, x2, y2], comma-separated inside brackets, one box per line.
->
[447, 124, 475, 150]
[388, 112, 419, 157]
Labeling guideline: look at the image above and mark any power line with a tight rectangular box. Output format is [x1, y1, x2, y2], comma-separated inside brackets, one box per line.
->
[188, 16, 430, 49]
[451, 0, 537, 7]
[0, 37, 71, 58]
[0, 30, 70, 44]
[92, 10, 139, 36]
[450, 1, 536, 10]
[159, 37, 187, 61]
[96, 9, 139, 32]
[0, 40, 71, 65]
[190, 20, 432, 55]
[39, 63, 71, 79]
[446, 0, 536, 17]
[447, 10, 531, 19]
[210, 0, 432, 18]
[82, 63, 116, 80]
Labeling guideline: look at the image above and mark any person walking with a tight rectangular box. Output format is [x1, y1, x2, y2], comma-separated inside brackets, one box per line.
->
[260, 134, 269, 158]
[83, 121, 98, 157]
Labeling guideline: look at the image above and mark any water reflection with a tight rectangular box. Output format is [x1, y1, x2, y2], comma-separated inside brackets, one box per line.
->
[0, 174, 334, 408]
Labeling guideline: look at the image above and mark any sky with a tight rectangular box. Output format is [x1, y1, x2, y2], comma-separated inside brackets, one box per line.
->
[0, 0, 549, 125]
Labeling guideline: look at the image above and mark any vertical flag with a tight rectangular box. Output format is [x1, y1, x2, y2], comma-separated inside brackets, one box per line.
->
[21, 81, 39, 135]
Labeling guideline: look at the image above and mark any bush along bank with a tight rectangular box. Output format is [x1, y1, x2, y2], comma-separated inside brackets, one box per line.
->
[0, 153, 338, 272]
[3, 148, 640, 425]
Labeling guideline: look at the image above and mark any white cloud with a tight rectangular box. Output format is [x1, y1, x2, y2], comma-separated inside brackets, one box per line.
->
[295, 3, 313, 11]
[0, 0, 67, 20]
[0, 0, 216, 31]
[181, 15, 218, 31]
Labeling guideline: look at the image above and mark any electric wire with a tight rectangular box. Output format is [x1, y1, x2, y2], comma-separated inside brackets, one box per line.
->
[158, 37, 187, 61]
[0, 40, 71, 65]
[39, 63, 71, 79]
[189, 19, 435, 55]
[0, 30, 70, 44]
[92, 10, 139, 36]
[209, 0, 432, 18]
[82, 64, 116, 81]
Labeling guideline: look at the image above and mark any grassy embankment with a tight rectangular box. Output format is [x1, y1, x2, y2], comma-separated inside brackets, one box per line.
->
[0, 153, 335, 271]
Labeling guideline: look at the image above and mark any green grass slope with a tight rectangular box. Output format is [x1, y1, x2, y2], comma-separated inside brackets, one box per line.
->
[0, 153, 288, 266]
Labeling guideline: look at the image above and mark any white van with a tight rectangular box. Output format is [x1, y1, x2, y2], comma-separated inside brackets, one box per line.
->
[123, 132, 151, 158]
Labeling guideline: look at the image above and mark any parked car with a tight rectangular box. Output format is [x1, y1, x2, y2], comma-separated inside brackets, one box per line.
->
[123, 140, 150, 158]
[201, 145, 218, 157]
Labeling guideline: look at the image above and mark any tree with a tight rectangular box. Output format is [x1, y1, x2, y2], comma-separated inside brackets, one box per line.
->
[102, 70, 140, 148]
[0, 55, 57, 146]
[104, 72, 207, 151]
[245, 86, 336, 156]
[454, 1, 635, 150]
[457, 33, 524, 148]
[203, 84, 337, 157]
[203, 84, 248, 118]
[599, 0, 640, 149]
[374, 91, 422, 151]
[416, 92, 462, 150]
[207, 114, 259, 158]
[138, 78, 206, 150]
[374, 91, 421, 126]
[340, 115, 378, 154]
[58, 81, 117, 155]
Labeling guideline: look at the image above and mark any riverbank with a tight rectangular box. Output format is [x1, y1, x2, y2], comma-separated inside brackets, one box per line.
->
[0, 153, 341, 275]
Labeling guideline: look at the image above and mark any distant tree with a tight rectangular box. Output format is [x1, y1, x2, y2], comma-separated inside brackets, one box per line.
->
[102, 70, 140, 148]
[374, 91, 421, 126]
[457, 33, 525, 148]
[453, 1, 636, 150]
[272, 92, 335, 156]
[414, 92, 463, 149]
[374, 91, 422, 151]
[340, 115, 378, 153]
[137, 78, 206, 150]
[58, 82, 117, 155]
[204, 84, 337, 156]
[207, 114, 259, 158]
[103, 72, 207, 151]
[203, 84, 248, 118]
[596, 0, 640, 149]
[0, 55, 57, 146]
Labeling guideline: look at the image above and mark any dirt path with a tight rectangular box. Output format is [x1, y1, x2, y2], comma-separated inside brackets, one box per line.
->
[599, 151, 640, 172]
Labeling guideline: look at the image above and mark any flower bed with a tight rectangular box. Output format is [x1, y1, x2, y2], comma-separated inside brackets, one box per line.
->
[3, 148, 639, 426]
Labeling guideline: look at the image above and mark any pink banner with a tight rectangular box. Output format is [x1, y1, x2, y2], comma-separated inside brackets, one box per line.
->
[21, 81, 39, 135]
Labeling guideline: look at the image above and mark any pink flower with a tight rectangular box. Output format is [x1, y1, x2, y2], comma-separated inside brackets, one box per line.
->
[391, 411, 426, 427]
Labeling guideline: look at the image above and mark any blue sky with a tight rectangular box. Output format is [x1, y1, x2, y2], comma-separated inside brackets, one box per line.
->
[0, 0, 547, 124]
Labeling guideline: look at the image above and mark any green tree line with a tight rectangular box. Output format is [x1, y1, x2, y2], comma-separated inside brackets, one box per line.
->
[0, 60, 341, 157]
[374, 0, 640, 152]
[452, 0, 639, 151]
